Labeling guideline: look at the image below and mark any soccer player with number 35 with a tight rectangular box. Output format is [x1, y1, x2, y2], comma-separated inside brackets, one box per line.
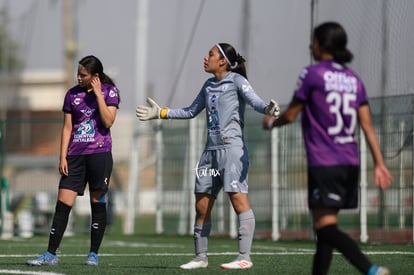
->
[263, 22, 392, 275]
[137, 43, 279, 270]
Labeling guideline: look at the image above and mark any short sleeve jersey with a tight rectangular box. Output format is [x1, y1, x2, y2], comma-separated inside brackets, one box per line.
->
[167, 72, 267, 150]
[294, 61, 368, 166]
[62, 83, 119, 156]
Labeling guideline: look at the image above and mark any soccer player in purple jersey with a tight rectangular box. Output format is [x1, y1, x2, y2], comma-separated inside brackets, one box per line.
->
[264, 22, 392, 275]
[27, 55, 120, 267]
[136, 43, 279, 269]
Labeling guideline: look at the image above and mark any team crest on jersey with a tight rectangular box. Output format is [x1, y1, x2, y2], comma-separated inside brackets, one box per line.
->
[81, 108, 95, 117]
[210, 94, 218, 104]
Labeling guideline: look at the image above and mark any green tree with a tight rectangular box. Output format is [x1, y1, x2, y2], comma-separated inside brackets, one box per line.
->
[0, 8, 21, 74]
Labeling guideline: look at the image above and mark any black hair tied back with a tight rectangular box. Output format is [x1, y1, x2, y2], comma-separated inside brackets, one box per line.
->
[236, 54, 246, 64]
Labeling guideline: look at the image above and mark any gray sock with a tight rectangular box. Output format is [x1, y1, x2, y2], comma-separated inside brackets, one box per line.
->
[194, 223, 211, 261]
[237, 209, 255, 261]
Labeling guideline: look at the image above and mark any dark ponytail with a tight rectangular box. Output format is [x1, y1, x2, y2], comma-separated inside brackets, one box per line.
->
[217, 43, 248, 79]
[78, 55, 120, 102]
[313, 22, 353, 64]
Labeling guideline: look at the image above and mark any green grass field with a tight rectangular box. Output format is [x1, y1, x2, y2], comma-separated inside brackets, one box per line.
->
[1, 230, 413, 275]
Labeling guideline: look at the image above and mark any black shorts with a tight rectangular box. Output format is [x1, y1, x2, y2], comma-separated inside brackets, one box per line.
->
[59, 152, 113, 196]
[308, 165, 359, 209]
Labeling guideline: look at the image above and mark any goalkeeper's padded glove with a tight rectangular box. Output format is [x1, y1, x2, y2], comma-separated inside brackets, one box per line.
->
[136, 97, 168, 121]
[264, 99, 280, 118]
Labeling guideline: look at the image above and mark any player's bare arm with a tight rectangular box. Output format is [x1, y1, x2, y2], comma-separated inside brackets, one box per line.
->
[358, 105, 393, 189]
[59, 113, 72, 176]
[264, 98, 303, 129]
[91, 77, 117, 128]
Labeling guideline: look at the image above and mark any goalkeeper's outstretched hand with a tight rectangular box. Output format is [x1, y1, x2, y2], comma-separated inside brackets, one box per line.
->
[264, 99, 280, 118]
[136, 97, 161, 121]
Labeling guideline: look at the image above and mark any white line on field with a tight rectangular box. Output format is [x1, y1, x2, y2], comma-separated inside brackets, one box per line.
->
[1, 250, 412, 275]
[2, 250, 414, 258]
[0, 270, 65, 275]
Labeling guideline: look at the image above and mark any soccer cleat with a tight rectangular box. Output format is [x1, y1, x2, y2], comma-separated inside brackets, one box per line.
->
[220, 259, 253, 269]
[368, 265, 390, 275]
[27, 252, 58, 266]
[85, 252, 99, 266]
[180, 259, 208, 269]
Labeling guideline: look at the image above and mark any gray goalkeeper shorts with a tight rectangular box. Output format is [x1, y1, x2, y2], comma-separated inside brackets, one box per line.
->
[194, 146, 249, 197]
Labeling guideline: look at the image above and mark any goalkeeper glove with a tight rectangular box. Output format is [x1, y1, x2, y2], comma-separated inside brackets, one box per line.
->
[136, 97, 168, 121]
[264, 99, 280, 118]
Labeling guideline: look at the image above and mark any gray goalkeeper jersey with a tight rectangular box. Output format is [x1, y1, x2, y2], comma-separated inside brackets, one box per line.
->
[167, 72, 267, 150]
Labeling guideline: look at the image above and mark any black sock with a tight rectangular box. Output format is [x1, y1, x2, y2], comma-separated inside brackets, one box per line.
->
[312, 238, 333, 275]
[316, 224, 371, 274]
[48, 200, 72, 255]
[90, 202, 107, 254]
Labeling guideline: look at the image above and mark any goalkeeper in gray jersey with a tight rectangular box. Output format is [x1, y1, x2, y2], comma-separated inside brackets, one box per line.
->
[136, 43, 279, 270]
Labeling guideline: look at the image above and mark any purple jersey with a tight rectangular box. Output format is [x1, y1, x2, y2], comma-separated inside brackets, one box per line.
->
[62, 83, 119, 156]
[294, 61, 368, 166]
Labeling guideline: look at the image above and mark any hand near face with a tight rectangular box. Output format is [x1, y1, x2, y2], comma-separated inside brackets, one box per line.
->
[91, 76, 102, 96]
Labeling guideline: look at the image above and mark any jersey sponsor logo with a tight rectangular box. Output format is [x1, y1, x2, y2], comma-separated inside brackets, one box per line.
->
[74, 119, 95, 142]
[323, 71, 357, 93]
[207, 95, 220, 135]
[109, 89, 118, 98]
[208, 107, 219, 128]
[73, 97, 81, 105]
